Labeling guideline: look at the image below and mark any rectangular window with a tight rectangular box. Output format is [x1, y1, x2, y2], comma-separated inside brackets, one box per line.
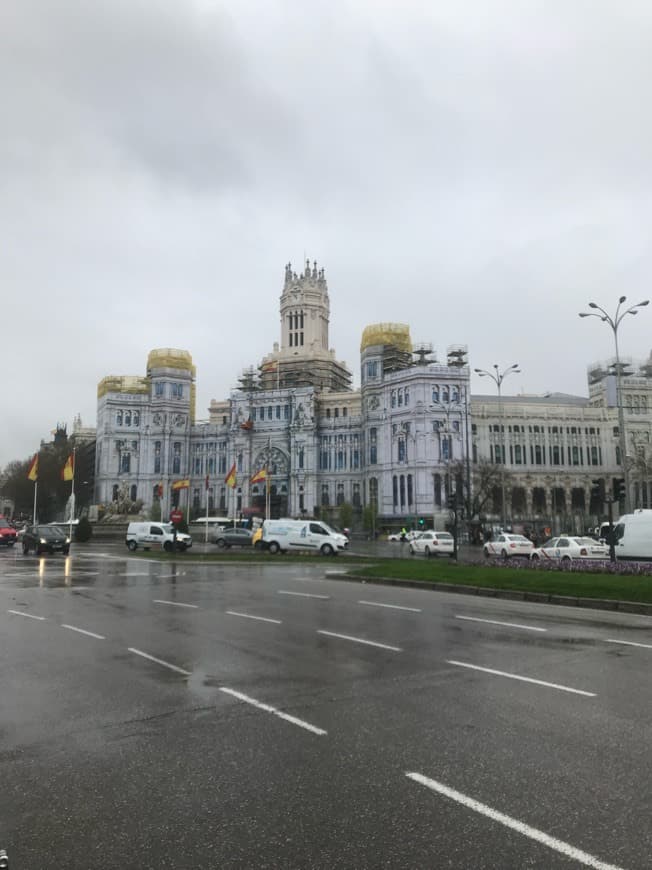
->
[155, 382, 164, 397]
[267, 406, 273, 420]
[276, 405, 281, 419]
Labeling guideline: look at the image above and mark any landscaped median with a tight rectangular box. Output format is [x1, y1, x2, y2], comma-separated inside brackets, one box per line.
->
[334, 560, 652, 614]
[127, 548, 652, 614]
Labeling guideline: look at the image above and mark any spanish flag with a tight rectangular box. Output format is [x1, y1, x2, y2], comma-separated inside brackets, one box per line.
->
[27, 454, 39, 482]
[171, 479, 190, 491]
[225, 463, 236, 489]
[250, 467, 268, 484]
[61, 453, 74, 481]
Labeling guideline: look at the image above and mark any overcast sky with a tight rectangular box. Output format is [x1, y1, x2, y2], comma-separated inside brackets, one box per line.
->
[3, 0, 652, 468]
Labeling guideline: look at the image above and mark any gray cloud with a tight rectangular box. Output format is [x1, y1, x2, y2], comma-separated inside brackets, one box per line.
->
[2, 0, 652, 466]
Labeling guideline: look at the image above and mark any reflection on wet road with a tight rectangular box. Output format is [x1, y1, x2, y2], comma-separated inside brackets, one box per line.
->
[1, 544, 651, 869]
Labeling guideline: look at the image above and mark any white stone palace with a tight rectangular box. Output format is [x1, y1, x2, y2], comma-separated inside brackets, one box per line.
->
[94, 260, 652, 534]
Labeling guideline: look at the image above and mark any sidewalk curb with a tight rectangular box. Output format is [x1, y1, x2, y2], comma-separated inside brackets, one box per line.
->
[324, 572, 652, 617]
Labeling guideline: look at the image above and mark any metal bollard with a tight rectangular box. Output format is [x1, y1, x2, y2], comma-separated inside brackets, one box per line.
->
[0, 848, 8, 869]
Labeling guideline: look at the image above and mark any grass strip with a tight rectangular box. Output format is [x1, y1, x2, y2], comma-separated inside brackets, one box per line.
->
[346, 560, 652, 604]
[129, 550, 373, 565]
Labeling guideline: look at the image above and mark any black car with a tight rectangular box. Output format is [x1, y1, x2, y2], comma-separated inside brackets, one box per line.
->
[213, 527, 253, 549]
[22, 525, 71, 555]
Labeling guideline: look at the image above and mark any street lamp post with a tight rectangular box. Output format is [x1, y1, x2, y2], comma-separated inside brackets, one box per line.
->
[579, 296, 649, 515]
[474, 363, 520, 530]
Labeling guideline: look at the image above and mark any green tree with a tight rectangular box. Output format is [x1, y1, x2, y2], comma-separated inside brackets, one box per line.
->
[362, 503, 378, 535]
[338, 502, 353, 530]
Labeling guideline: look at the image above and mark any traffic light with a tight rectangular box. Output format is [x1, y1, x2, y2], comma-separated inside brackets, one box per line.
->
[448, 491, 457, 510]
[591, 479, 605, 501]
[418, 517, 425, 527]
[615, 479, 627, 501]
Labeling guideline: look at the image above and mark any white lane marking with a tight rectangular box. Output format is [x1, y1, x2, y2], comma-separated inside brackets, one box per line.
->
[277, 590, 331, 600]
[447, 660, 596, 697]
[153, 599, 199, 609]
[7, 609, 45, 621]
[456, 614, 547, 632]
[226, 610, 282, 624]
[606, 638, 652, 650]
[406, 772, 625, 870]
[127, 647, 192, 676]
[118, 572, 151, 577]
[219, 687, 326, 736]
[61, 624, 105, 640]
[317, 629, 402, 652]
[358, 600, 422, 613]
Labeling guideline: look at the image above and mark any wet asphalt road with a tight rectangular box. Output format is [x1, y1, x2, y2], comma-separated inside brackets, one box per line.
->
[1, 544, 651, 870]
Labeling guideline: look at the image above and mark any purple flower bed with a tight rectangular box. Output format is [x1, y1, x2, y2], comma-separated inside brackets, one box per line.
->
[467, 554, 652, 576]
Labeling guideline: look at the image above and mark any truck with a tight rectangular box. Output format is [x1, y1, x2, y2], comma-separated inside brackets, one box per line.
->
[611, 509, 652, 561]
[261, 519, 348, 556]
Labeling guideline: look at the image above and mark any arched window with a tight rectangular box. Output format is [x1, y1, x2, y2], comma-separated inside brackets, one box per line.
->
[124, 411, 132, 426]
[133, 411, 140, 426]
[116, 410, 123, 426]
[432, 386, 439, 403]
[130, 484, 137, 501]
[112, 484, 119, 501]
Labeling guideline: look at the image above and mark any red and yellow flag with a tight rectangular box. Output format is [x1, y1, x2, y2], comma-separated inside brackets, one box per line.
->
[171, 479, 190, 491]
[61, 453, 74, 481]
[27, 454, 39, 482]
[250, 467, 268, 484]
[225, 463, 237, 489]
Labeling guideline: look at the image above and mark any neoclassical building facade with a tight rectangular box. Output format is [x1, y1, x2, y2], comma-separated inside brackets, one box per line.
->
[94, 260, 652, 533]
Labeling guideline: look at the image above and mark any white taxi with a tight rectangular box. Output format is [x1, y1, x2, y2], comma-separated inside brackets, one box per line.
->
[409, 530, 455, 557]
[530, 536, 609, 564]
[483, 533, 534, 560]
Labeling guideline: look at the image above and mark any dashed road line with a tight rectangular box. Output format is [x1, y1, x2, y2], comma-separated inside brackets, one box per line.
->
[226, 610, 282, 624]
[127, 647, 192, 676]
[277, 590, 330, 600]
[61, 624, 105, 640]
[406, 772, 625, 870]
[219, 687, 326, 736]
[606, 638, 652, 650]
[455, 615, 547, 632]
[358, 600, 422, 613]
[317, 629, 402, 652]
[447, 660, 596, 697]
[154, 599, 199, 609]
[7, 609, 45, 621]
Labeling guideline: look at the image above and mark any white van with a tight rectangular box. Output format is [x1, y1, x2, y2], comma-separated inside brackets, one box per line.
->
[611, 510, 652, 561]
[126, 522, 192, 553]
[262, 519, 348, 556]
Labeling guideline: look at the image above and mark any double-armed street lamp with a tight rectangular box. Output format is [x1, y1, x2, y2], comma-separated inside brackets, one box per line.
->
[579, 297, 649, 515]
[473, 363, 520, 529]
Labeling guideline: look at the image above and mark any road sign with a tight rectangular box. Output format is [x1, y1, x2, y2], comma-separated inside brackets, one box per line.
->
[170, 509, 183, 524]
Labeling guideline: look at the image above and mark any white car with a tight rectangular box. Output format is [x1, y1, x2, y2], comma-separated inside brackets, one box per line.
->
[483, 533, 534, 560]
[388, 530, 421, 542]
[530, 536, 609, 564]
[409, 530, 455, 557]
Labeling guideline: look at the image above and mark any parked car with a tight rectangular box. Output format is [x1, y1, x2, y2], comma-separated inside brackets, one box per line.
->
[214, 527, 253, 548]
[22, 525, 70, 555]
[409, 530, 455, 557]
[530, 535, 609, 564]
[483, 533, 534, 560]
[0, 517, 17, 547]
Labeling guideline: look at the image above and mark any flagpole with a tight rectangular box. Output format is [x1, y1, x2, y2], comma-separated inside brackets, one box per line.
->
[204, 477, 209, 544]
[69, 447, 76, 543]
[33, 481, 38, 525]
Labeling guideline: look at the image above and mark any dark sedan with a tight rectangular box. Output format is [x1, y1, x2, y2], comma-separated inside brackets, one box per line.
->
[22, 525, 71, 555]
[213, 527, 253, 549]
